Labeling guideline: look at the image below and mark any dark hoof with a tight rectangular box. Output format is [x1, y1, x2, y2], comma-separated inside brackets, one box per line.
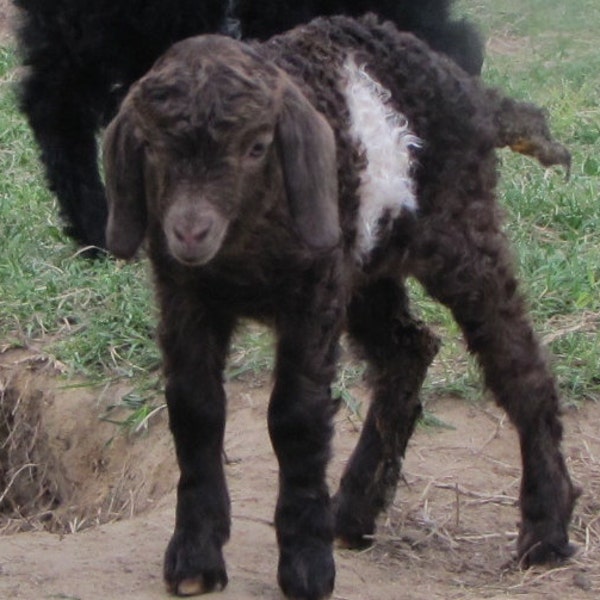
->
[517, 531, 577, 568]
[334, 533, 372, 550]
[517, 480, 581, 568]
[164, 531, 228, 596]
[278, 542, 335, 600]
[332, 491, 376, 550]
[517, 517, 577, 568]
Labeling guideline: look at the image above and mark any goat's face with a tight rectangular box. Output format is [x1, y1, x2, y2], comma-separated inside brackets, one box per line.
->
[135, 38, 280, 266]
[103, 35, 340, 265]
[139, 96, 279, 266]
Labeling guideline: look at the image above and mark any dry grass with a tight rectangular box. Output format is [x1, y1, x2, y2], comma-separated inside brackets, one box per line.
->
[0, 350, 170, 535]
[352, 399, 600, 598]
[0, 357, 64, 534]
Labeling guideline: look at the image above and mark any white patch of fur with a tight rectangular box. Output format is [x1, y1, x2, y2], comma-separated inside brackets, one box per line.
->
[343, 57, 421, 261]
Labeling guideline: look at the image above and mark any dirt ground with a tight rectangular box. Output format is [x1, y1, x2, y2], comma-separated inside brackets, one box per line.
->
[1, 348, 599, 600]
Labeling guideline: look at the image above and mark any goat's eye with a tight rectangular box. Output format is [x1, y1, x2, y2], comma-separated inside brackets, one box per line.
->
[246, 136, 272, 160]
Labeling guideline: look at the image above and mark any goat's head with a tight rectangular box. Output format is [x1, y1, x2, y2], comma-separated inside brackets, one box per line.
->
[103, 35, 340, 265]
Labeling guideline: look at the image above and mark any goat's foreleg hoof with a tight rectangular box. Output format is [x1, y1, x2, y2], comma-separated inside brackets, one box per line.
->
[164, 530, 228, 596]
[278, 540, 335, 600]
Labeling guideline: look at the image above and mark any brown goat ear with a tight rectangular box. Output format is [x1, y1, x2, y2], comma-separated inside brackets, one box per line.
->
[276, 82, 340, 250]
[103, 108, 147, 259]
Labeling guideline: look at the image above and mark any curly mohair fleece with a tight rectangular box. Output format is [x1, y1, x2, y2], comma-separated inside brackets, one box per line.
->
[103, 14, 576, 600]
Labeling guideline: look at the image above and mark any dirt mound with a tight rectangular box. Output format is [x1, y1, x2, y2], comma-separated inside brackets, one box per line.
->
[0, 350, 177, 535]
[1, 369, 65, 531]
[1, 349, 599, 599]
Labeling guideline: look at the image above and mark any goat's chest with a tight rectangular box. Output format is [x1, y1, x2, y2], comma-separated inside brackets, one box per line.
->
[176, 260, 304, 319]
[341, 58, 421, 264]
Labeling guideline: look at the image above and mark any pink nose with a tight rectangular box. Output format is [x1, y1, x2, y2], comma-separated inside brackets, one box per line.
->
[173, 218, 212, 248]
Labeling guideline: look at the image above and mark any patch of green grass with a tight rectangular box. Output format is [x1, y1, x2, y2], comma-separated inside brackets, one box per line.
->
[101, 378, 166, 433]
[1, 47, 161, 424]
[1, 1, 599, 433]
[227, 324, 274, 382]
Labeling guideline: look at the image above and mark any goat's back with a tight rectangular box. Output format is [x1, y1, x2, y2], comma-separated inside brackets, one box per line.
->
[260, 16, 497, 252]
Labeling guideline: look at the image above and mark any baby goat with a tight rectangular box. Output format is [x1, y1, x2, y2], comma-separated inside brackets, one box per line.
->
[103, 15, 577, 600]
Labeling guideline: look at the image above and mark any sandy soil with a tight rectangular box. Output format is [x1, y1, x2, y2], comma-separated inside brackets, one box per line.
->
[1, 349, 599, 600]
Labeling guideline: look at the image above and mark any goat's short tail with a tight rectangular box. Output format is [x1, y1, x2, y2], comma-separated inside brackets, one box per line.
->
[487, 90, 571, 178]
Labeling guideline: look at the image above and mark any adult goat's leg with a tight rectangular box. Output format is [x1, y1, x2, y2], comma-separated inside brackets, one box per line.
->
[412, 212, 579, 565]
[333, 279, 440, 547]
[269, 259, 344, 600]
[160, 296, 235, 595]
[19, 69, 109, 250]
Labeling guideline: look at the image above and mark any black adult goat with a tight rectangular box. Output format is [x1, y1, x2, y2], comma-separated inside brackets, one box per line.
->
[13, 0, 482, 251]
[103, 14, 577, 600]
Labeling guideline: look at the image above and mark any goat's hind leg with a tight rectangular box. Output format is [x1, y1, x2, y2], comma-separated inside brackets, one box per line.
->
[413, 218, 579, 565]
[333, 279, 440, 548]
[18, 66, 109, 251]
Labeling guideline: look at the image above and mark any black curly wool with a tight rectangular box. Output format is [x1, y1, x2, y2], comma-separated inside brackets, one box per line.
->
[101, 15, 577, 599]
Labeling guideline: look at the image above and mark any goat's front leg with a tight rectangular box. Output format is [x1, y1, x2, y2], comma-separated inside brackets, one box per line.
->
[160, 303, 235, 596]
[269, 272, 344, 600]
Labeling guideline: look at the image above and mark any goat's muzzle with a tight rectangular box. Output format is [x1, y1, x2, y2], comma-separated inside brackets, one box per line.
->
[164, 204, 229, 266]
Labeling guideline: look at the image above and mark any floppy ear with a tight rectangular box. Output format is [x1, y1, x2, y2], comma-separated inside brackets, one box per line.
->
[103, 107, 147, 259]
[276, 81, 340, 250]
